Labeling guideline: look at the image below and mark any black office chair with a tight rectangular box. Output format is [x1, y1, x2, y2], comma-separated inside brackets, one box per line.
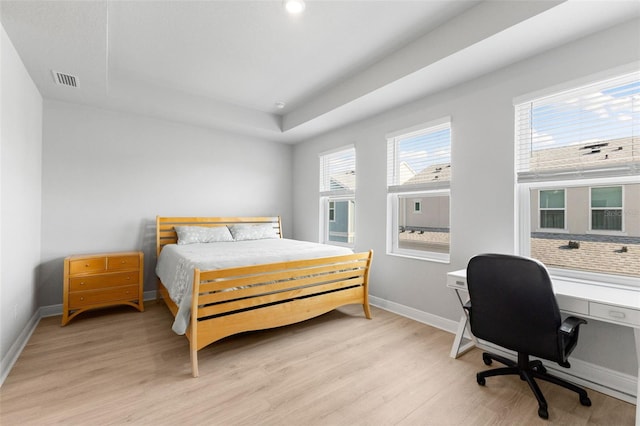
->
[463, 253, 591, 420]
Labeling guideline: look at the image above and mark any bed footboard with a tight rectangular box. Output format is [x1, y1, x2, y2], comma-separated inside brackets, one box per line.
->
[189, 250, 373, 377]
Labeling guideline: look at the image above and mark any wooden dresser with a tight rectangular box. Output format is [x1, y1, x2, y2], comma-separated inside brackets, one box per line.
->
[62, 251, 144, 325]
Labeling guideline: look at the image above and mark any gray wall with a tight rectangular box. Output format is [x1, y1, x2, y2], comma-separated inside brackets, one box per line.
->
[292, 20, 639, 376]
[39, 100, 293, 307]
[0, 23, 43, 366]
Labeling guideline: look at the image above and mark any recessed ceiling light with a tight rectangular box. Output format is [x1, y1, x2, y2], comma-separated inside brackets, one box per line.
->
[275, 101, 286, 109]
[284, 0, 305, 14]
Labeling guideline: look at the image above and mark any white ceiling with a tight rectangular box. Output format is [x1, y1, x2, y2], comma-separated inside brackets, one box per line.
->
[1, 1, 639, 143]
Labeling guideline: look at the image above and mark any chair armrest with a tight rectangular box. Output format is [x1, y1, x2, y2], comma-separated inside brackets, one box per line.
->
[559, 316, 587, 336]
[557, 316, 587, 367]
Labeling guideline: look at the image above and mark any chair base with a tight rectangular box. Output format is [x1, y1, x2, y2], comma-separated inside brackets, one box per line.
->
[477, 351, 591, 420]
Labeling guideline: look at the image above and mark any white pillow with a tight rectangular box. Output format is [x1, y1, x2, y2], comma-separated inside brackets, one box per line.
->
[175, 226, 233, 245]
[228, 223, 279, 241]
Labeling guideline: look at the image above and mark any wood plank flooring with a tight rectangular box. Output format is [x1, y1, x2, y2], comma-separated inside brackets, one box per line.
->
[0, 302, 635, 425]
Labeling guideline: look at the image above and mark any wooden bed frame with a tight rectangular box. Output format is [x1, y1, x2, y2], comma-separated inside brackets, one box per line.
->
[156, 216, 373, 377]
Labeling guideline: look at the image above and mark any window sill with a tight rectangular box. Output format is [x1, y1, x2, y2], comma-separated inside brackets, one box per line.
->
[386, 250, 450, 264]
[586, 230, 628, 236]
[546, 266, 639, 289]
[323, 241, 355, 249]
[536, 228, 569, 233]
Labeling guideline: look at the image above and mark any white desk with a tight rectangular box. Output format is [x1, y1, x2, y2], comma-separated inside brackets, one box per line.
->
[447, 269, 640, 425]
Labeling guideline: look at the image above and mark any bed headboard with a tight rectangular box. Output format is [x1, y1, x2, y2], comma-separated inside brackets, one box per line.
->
[156, 216, 282, 256]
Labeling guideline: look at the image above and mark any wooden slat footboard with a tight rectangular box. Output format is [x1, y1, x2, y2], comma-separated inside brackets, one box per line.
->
[188, 250, 373, 377]
[155, 216, 373, 377]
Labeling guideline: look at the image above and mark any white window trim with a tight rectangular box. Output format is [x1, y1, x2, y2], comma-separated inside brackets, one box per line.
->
[387, 189, 451, 263]
[385, 116, 451, 141]
[513, 62, 640, 107]
[386, 117, 452, 263]
[517, 175, 639, 288]
[537, 188, 567, 232]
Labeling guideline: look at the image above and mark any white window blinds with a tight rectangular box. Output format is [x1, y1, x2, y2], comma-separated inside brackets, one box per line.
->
[319, 146, 356, 196]
[387, 120, 451, 192]
[516, 71, 640, 182]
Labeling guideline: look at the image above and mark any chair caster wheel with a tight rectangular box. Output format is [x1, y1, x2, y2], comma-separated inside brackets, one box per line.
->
[538, 407, 549, 419]
[580, 396, 592, 406]
[482, 353, 492, 366]
[534, 365, 547, 374]
[477, 375, 486, 386]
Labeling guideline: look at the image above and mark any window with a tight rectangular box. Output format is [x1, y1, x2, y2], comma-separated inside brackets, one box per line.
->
[328, 201, 336, 222]
[319, 146, 356, 246]
[516, 70, 639, 285]
[539, 189, 565, 230]
[590, 186, 623, 231]
[387, 118, 451, 262]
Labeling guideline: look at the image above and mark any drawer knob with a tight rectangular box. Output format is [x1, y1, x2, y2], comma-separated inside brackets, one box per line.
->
[80, 282, 85, 286]
[121, 260, 126, 264]
[608, 311, 626, 319]
[85, 264, 90, 267]
[80, 297, 85, 301]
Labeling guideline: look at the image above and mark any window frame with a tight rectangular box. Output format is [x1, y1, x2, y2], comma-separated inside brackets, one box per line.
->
[515, 67, 639, 288]
[518, 170, 638, 288]
[386, 117, 452, 263]
[387, 189, 451, 263]
[319, 145, 356, 248]
[321, 195, 355, 247]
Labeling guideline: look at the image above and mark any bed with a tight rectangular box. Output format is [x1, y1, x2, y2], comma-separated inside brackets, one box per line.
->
[155, 216, 373, 377]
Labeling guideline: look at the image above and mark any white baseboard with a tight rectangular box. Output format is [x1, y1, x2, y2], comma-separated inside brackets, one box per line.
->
[369, 295, 637, 404]
[0, 309, 40, 387]
[4, 293, 637, 403]
[34, 291, 158, 319]
[369, 295, 460, 334]
[479, 342, 637, 404]
[1, 290, 159, 387]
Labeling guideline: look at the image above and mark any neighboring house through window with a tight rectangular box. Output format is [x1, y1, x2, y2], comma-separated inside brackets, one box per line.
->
[319, 146, 356, 246]
[386, 117, 451, 262]
[516, 69, 639, 285]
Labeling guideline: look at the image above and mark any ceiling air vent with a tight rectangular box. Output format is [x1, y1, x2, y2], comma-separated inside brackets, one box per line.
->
[51, 70, 78, 88]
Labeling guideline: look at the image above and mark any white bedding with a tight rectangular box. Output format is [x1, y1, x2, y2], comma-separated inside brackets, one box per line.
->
[155, 238, 353, 334]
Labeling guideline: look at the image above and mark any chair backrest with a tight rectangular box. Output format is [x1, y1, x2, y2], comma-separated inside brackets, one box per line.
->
[466, 253, 562, 361]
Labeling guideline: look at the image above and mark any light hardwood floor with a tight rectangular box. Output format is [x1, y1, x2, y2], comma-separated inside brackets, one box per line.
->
[0, 302, 634, 425]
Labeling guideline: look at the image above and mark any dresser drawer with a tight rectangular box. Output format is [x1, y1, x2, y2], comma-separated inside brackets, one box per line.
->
[69, 285, 140, 309]
[69, 258, 106, 275]
[589, 302, 640, 327]
[107, 255, 140, 271]
[69, 271, 139, 291]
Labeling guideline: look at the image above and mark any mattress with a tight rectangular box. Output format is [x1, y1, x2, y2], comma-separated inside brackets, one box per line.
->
[156, 238, 353, 334]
